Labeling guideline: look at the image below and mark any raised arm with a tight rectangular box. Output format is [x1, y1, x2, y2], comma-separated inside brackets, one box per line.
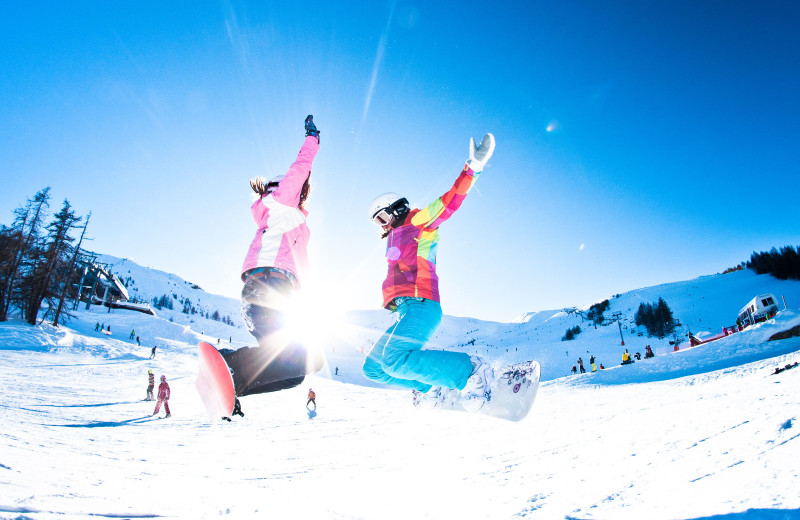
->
[271, 115, 321, 207]
[411, 133, 495, 229]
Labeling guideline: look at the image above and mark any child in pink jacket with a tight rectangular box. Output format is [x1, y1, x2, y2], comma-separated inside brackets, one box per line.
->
[152, 375, 171, 418]
[219, 115, 323, 398]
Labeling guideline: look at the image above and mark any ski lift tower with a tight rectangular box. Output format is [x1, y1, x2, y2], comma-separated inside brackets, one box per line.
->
[611, 312, 625, 346]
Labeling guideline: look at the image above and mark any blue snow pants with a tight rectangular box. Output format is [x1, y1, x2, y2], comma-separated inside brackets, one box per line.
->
[362, 297, 473, 392]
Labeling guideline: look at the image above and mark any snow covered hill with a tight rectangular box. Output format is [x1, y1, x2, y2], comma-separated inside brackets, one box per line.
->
[96, 254, 243, 334]
[1, 259, 799, 519]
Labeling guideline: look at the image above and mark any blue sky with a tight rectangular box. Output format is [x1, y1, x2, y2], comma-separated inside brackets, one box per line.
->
[2, 1, 799, 322]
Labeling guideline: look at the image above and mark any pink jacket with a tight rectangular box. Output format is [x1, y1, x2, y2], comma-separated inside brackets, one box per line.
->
[157, 381, 170, 400]
[241, 136, 320, 286]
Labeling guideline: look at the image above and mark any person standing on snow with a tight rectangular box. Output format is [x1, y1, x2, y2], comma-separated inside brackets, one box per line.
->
[145, 369, 155, 401]
[362, 133, 497, 410]
[152, 375, 171, 418]
[306, 388, 316, 409]
[218, 115, 323, 397]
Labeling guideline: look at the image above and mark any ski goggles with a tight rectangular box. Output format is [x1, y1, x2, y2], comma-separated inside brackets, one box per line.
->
[371, 208, 394, 227]
[371, 198, 409, 227]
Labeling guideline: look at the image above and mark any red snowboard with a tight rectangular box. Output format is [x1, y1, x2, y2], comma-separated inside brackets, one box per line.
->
[195, 341, 235, 419]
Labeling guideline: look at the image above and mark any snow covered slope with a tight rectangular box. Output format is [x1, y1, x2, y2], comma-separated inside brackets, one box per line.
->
[1, 259, 799, 519]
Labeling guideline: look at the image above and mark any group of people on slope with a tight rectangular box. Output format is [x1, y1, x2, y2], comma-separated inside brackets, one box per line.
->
[573, 358, 584, 374]
[572, 345, 655, 374]
[622, 346, 655, 365]
[96, 323, 157, 356]
[571, 346, 655, 375]
[573, 355, 604, 375]
[217, 115, 498, 413]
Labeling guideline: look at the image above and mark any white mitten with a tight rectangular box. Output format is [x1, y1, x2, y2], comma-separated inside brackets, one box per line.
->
[466, 133, 495, 173]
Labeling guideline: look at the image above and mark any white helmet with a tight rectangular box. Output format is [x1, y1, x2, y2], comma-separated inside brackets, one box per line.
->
[368, 193, 409, 227]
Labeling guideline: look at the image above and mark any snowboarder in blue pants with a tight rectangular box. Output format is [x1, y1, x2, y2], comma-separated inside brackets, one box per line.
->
[364, 297, 470, 391]
[362, 133, 497, 408]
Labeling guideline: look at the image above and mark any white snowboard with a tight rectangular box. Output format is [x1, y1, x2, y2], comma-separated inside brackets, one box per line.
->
[413, 360, 540, 422]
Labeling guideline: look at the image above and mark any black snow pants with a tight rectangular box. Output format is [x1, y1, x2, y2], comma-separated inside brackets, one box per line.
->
[221, 270, 322, 397]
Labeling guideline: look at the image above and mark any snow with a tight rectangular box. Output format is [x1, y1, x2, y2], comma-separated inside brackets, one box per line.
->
[1, 260, 800, 519]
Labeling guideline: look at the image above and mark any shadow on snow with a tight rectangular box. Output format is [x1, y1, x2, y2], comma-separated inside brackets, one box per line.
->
[568, 508, 800, 520]
[50, 415, 157, 428]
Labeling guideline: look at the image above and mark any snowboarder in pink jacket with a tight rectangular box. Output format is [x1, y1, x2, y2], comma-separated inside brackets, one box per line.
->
[220, 115, 324, 398]
[152, 375, 171, 418]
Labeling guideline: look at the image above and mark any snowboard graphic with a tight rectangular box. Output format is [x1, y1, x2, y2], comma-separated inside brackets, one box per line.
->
[413, 360, 540, 422]
[195, 341, 235, 419]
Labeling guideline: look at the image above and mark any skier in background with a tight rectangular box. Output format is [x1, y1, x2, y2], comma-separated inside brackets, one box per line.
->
[150, 346, 156, 359]
[362, 133, 497, 410]
[219, 115, 323, 398]
[152, 375, 171, 418]
[145, 369, 155, 401]
[306, 388, 316, 410]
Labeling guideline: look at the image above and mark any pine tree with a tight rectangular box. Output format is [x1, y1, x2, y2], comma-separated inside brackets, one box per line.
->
[747, 245, 800, 280]
[654, 297, 675, 336]
[561, 325, 581, 341]
[0, 226, 22, 320]
[53, 212, 90, 326]
[21, 199, 81, 325]
[635, 298, 675, 337]
[0, 188, 51, 321]
[587, 299, 610, 325]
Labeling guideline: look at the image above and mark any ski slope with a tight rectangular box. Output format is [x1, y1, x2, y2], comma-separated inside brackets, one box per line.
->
[1, 260, 799, 519]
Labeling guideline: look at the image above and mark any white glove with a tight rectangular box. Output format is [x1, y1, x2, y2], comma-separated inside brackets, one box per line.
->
[466, 133, 495, 173]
